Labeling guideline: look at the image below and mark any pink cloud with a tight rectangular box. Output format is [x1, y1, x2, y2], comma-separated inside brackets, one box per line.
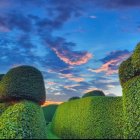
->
[89, 52, 131, 75]
[52, 48, 92, 66]
[47, 81, 56, 85]
[59, 73, 85, 82]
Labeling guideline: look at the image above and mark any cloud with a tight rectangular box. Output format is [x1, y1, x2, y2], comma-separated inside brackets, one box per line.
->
[59, 73, 85, 82]
[89, 50, 131, 75]
[0, 12, 32, 32]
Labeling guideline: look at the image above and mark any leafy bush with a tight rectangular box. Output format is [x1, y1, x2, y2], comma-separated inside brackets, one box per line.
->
[122, 77, 140, 139]
[0, 74, 5, 81]
[82, 90, 105, 98]
[119, 43, 140, 139]
[68, 96, 80, 101]
[42, 104, 58, 125]
[0, 100, 47, 139]
[52, 97, 124, 139]
[0, 65, 46, 104]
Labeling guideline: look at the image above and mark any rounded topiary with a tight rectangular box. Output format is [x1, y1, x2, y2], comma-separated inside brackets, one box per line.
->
[68, 96, 80, 101]
[82, 90, 105, 98]
[119, 57, 135, 86]
[0, 74, 5, 81]
[0, 65, 46, 104]
[132, 42, 140, 68]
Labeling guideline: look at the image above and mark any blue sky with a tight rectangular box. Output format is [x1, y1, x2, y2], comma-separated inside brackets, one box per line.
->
[0, 0, 140, 102]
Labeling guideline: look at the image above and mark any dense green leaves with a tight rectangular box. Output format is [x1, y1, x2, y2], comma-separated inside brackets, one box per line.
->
[52, 97, 124, 139]
[0, 100, 47, 139]
[118, 43, 140, 138]
[0, 66, 46, 104]
[42, 104, 58, 125]
[82, 90, 105, 98]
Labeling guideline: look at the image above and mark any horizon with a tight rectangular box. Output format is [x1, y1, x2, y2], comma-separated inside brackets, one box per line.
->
[0, 0, 140, 102]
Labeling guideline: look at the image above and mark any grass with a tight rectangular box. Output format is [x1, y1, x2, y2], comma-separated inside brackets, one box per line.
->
[46, 123, 60, 139]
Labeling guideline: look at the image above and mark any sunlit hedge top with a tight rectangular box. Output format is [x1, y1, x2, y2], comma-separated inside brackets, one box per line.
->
[82, 90, 105, 98]
[0, 66, 46, 104]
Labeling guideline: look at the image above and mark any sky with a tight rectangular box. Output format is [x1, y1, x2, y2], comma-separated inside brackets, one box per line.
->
[0, 0, 140, 102]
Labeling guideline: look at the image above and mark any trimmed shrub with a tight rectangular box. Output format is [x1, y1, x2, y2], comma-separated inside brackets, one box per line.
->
[52, 97, 124, 139]
[0, 65, 46, 104]
[42, 104, 58, 125]
[0, 74, 5, 81]
[68, 96, 80, 101]
[82, 90, 105, 98]
[0, 100, 47, 139]
[119, 43, 140, 138]
[122, 76, 140, 139]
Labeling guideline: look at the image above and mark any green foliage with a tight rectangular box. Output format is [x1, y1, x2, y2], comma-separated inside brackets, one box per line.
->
[42, 104, 58, 125]
[119, 57, 135, 86]
[121, 76, 140, 139]
[119, 43, 140, 138]
[132, 42, 140, 68]
[0, 74, 5, 81]
[82, 90, 105, 98]
[0, 65, 46, 104]
[68, 96, 80, 101]
[0, 100, 47, 139]
[52, 97, 124, 139]
[0, 102, 10, 115]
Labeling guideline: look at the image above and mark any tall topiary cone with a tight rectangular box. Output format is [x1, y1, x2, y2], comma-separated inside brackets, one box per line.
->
[119, 43, 140, 139]
[0, 65, 46, 104]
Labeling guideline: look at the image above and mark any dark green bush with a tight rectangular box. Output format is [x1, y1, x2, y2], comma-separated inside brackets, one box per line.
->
[0, 66, 46, 104]
[68, 96, 80, 101]
[82, 90, 105, 98]
[42, 104, 58, 125]
[51, 97, 124, 139]
[119, 57, 135, 86]
[0, 74, 5, 81]
[0, 100, 47, 139]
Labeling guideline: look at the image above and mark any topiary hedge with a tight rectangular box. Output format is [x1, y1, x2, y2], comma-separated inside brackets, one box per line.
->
[0, 100, 47, 139]
[0, 66, 46, 104]
[82, 90, 105, 98]
[119, 43, 140, 138]
[42, 104, 58, 125]
[51, 97, 124, 139]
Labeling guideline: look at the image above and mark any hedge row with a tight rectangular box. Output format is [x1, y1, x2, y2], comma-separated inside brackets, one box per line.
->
[42, 104, 58, 125]
[0, 100, 47, 139]
[0, 66, 46, 104]
[52, 96, 124, 139]
[121, 75, 140, 139]
[118, 43, 140, 139]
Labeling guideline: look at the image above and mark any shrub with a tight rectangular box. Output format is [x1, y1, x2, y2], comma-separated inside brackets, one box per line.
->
[0, 74, 4, 81]
[68, 96, 80, 101]
[51, 97, 124, 139]
[0, 65, 46, 104]
[119, 43, 140, 138]
[0, 100, 47, 139]
[122, 77, 140, 139]
[42, 104, 58, 125]
[82, 90, 105, 98]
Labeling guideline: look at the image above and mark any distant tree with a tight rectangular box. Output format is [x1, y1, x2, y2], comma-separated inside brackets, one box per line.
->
[82, 90, 105, 98]
[106, 93, 116, 97]
[68, 96, 80, 101]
